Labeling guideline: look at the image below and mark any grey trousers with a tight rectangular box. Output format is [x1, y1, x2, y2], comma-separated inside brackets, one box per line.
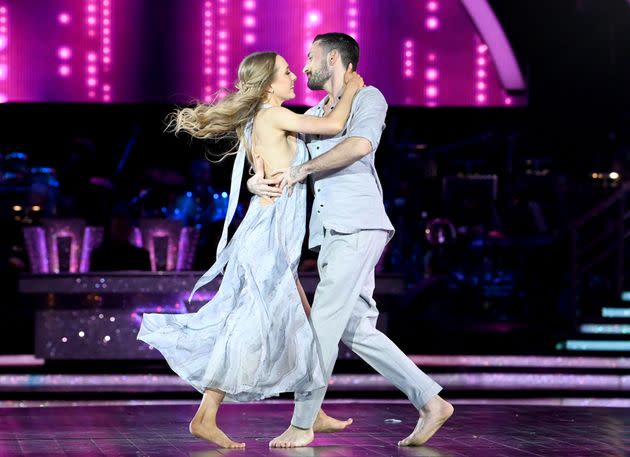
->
[291, 229, 442, 429]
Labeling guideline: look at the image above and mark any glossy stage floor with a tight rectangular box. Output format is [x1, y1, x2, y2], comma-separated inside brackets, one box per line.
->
[0, 399, 628, 456]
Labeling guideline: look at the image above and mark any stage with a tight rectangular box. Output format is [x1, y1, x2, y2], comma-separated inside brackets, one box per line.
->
[0, 400, 627, 456]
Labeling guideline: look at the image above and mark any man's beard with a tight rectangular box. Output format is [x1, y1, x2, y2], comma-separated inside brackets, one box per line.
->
[306, 64, 332, 90]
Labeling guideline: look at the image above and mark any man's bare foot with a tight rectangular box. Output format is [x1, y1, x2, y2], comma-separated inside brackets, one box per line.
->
[269, 425, 314, 448]
[313, 409, 353, 433]
[189, 418, 245, 449]
[398, 396, 454, 447]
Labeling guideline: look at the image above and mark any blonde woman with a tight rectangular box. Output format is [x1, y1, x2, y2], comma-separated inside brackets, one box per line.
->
[138, 51, 363, 449]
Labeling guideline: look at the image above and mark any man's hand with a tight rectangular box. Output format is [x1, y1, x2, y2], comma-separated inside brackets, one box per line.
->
[246, 156, 282, 201]
[273, 164, 309, 197]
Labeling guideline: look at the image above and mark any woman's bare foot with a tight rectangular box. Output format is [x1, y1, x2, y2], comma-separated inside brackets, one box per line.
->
[189, 418, 245, 449]
[313, 409, 353, 433]
[269, 425, 314, 448]
[189, 388, 245, 449]
[398, 396, 453, 447]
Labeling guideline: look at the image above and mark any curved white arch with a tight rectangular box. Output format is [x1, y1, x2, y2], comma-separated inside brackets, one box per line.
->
[460, 0, 526, 92]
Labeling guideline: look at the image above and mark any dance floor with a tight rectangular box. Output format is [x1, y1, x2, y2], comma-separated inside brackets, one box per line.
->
[0, 400, 628, 456]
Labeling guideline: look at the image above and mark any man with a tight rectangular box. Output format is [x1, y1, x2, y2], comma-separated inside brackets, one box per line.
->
[248, 33, 453, 448]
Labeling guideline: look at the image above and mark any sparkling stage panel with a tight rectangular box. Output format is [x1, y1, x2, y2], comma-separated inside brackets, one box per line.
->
[19, 272, 403, 360]
[0, 400, 627, 456]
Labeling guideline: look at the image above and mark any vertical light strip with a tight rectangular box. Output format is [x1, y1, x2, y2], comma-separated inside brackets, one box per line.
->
[303, 0, 319, 106]
[402, 39, 414, 80]
[474, 35, 488, 105]
[424, 0, 440, 107]
[0, 4, 8, 103]
[347, 0, 358, 41]
[217, 0, 229, 98]
[101, 0, 111, 102]
[203, 0, 214, 102]
[243, 0, 256, 46]
[85, 0, 99, 99]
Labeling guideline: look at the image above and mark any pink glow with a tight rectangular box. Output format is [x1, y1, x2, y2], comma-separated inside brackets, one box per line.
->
[349, 8, 357, 16]
[58, 13, 71, 24]
[87, 16, 96, 26]
[427, 1, 439, 11]
[103, 84, 111, 92]
[88, 91, 95, 97]
[87, 53, 97, 62]
[428, 53, 436, 61]
[243, 16, 255, 27]
[218, 30, 227, 39]
[218, 55, 227, 64]
[218, 67, 227, 76]
[58, 65, 71, 77]
[307, 11, 322, 26]
[404, 40, 413, 48]
[58, 47, 71, 59]
[218, 79, 228, 88]
[426, 17, 439, 30]
[0, 36, 6, 52]
[405, 50, 412, 58]
[349, 20, 357, 29]
[87, 65, 96, 74]
[244, 0, 256, 10]
[504, 97, 512, 105]
[426, 68, 438, 80]
[103, 94, 111, 102]
[204, 67, 212, 75]
[476, 93, 486, 103]
[87, 4, 96, 13]
[477, 69, 486, 78]
[477, 81, 486, 90]
[218, 43, 227, 51]
[478, 44, 488, 53]
[404, 59, 412, 67]
[0, 63, 6, 80]
[244, 33, 256, 44]
[219, 7, 226, 14]
[426, 86, 438, 97]
[103, 56, 111, 64]
[0, 7, 6, 14]
[87, 78, 97, 87]
[103, 47, 110, 54]
[404, 69, 412, 77]
[477, 57, 486, 65]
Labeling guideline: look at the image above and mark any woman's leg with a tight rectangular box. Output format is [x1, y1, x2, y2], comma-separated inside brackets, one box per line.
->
[189, 388, 246, 448]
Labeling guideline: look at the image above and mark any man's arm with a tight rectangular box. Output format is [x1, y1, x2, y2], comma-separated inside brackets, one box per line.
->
[278, 88, 388, 189]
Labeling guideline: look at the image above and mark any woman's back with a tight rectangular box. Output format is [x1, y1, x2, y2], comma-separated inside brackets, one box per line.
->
[251, 107, 299, 179]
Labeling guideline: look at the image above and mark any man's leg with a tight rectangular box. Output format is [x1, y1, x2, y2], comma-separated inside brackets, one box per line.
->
[270, 229, 383, 448]
[341, 232, 442, 409]
[291, 229, 384, 429]
[340, 231, 453, 446]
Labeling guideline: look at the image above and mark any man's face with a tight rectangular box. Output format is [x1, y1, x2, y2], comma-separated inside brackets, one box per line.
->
[303, 42, 332, 90]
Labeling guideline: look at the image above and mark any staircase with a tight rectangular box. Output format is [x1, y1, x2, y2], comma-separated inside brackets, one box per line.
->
[557, 181, 630, 352]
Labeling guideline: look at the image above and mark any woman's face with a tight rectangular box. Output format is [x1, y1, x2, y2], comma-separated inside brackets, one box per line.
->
[270, 55, 297, 101]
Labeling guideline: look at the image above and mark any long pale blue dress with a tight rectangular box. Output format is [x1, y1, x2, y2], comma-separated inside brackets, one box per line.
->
[138, 111, 326, 401]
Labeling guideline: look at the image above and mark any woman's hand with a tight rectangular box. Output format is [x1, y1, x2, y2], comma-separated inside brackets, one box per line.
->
[344, 64, 364, 93]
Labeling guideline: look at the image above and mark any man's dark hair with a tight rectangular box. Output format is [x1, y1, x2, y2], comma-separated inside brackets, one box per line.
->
[313, 32, 360, 71]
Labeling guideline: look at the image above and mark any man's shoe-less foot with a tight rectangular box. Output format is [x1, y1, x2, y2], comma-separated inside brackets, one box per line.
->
[398, 396, 454, 447]
[313, 409, 353, 433]
[269, 425, 314, 448]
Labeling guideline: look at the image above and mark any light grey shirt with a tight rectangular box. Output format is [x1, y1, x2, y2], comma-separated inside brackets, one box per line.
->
[303, 86, 395, 251]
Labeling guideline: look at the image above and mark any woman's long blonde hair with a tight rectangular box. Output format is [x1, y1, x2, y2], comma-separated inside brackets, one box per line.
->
[168, 51, 277, 167]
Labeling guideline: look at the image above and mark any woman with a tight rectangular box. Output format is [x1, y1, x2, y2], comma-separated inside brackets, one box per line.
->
[138, 51, 363, 449]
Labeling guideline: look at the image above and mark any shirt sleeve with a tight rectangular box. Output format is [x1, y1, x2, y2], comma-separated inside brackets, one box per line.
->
[345, 87, 388, 153]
